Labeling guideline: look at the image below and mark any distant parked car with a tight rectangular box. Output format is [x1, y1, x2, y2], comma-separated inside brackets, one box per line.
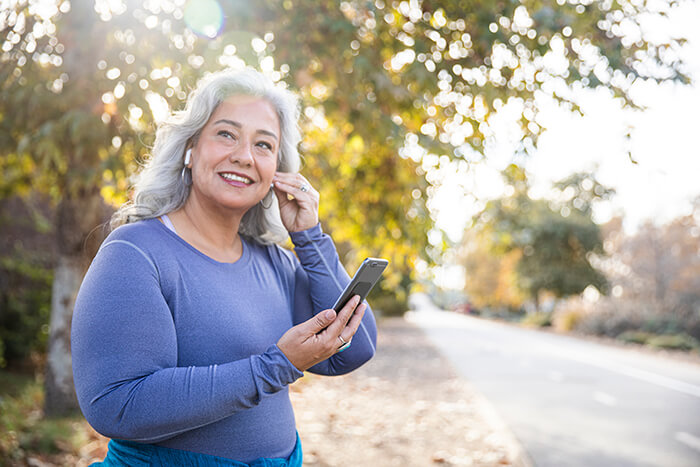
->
[451, 303, 479, 315]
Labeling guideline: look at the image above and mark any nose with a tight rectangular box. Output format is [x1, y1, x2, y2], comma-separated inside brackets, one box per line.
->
[229, 144, 253, 166]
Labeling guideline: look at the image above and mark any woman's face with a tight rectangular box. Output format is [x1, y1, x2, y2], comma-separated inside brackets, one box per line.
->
[188, 94, 280, 216]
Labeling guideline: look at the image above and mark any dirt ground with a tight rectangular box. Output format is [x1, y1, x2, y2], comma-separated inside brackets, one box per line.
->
[290, 318, 527, 466]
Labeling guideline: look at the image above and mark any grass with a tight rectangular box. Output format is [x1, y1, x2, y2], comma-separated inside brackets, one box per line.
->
[0, 369, 107, 466]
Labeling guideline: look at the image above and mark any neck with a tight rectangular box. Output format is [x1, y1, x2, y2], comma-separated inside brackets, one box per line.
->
[169, 193, 246, 262]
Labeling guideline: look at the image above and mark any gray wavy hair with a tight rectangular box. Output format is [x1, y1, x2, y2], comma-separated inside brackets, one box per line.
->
[111, 68, 301, 244]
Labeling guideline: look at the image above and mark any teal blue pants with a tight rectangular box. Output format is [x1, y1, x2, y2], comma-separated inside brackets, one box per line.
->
[92, 434, 302, 467]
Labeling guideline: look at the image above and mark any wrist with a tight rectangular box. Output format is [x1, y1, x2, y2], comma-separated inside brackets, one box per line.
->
[287, 216, 319, 233]
[289, 223, 323, 245]
[288, 224, 316, 233]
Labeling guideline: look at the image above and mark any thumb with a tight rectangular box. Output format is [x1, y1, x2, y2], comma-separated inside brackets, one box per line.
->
[308, 309, 336, 334]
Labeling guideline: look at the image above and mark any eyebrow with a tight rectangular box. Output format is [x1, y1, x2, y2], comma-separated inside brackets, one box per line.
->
[214, 119, 279, 141]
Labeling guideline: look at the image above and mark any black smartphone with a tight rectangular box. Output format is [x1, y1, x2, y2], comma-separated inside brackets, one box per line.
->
[332, 258, 389, 312]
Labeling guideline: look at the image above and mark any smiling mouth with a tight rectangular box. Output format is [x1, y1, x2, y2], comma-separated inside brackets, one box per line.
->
[219, 172, 254, 185]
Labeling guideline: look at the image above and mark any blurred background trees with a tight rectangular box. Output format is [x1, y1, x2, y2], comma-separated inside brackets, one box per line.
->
[579, 201, 700, 349]
[459, 165, 700, 351]
[0, 0, 692, 422]
[0, 197, 53, 369]
[461, 167, 611, 314]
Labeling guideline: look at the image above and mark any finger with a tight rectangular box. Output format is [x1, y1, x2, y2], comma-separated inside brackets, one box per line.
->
[340, 303, 366, 341]
[272, 180, 302, 203]
[272, 179, 293, 197]
[274, 171, 309, 185]
[272, 184, 293, 205]
[273, 178, 314, 199]
[335, 304, 366, 353]
[273, 173, 317, 197]
[326, 295, 361, 335]
[305, 308, 337, 335]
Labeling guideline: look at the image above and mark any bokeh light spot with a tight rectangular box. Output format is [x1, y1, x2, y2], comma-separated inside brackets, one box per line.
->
[183, 0, 224, 39]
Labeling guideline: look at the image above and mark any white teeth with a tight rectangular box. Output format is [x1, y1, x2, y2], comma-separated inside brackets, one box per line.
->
[220, 173, 252, 184]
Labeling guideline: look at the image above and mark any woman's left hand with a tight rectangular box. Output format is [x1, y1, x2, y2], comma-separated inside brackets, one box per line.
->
[272, 172, 319, 232]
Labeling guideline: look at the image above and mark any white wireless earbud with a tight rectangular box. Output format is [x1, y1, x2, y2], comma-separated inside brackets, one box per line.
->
[184, 148, 192, 166]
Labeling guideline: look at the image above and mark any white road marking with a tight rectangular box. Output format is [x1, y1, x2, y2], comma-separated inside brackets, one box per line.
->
[562, 353, 700, 399]
[675, 432, 700, 453]
[593, 391, 617, 407]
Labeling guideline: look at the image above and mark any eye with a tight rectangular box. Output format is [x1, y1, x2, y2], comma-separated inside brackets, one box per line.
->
[218, 130, 235, 140]
[256, 141, 273, 151]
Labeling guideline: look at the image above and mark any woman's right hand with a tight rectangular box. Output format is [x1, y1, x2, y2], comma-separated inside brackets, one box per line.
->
[277, 295, 367, 371]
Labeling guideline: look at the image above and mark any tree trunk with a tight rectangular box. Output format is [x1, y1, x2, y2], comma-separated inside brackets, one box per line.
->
[44, 191, 109, 416]
[44, 255, 83, 416]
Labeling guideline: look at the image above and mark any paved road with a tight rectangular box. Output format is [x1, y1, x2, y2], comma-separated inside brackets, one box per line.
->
[407, 309, 700, 467]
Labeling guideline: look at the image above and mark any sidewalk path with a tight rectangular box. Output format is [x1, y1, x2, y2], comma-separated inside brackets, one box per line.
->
[290, 317, 529, 466]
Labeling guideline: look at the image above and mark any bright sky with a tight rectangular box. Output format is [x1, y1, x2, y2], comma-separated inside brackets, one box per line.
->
[430, 0, 700, 247]
[428, 0, 700, 289]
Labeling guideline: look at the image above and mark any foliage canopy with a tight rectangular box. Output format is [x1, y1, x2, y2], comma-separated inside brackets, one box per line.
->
[1, 0, 690, 275]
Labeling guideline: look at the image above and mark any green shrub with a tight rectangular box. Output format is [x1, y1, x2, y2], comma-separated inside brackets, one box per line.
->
[646, 334, 700, 352]
[0, 254, 52, 367]
[522, 311, 552, 328]
[575, 310, 642, 338]
[0, 198, 55, 368]
[369, 294, 408, 317]
[642, 315, 686, 336]
[617, 330, 654, 345]
[0, 370, 91, 464]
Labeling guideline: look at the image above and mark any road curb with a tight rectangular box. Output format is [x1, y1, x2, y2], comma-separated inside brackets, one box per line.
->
[467, 382, 535, 467]
[405, 311, 535, 467]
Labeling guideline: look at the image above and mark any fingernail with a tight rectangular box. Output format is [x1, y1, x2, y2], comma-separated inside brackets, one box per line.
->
[325, 309, 335, 319]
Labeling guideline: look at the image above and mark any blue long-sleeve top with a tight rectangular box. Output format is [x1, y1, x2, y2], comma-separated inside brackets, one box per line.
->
[71, 219, 377, 462]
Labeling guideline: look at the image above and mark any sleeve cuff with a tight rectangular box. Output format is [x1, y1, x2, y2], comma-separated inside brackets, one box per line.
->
[249, 345, 304, 402]
[271, 344, 305, 380]
[289, 223, 324, 247]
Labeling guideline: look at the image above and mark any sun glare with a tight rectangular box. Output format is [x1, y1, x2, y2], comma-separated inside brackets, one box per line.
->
[183, 0, 223, 39]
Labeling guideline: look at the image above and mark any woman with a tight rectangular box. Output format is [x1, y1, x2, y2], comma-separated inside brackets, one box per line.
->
[71, 68, 377, 466]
